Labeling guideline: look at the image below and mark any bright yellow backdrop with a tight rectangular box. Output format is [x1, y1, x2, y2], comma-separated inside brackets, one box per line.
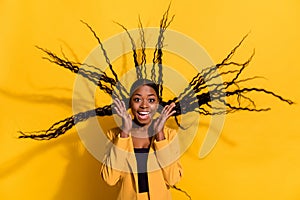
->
[0, 0, 299, 199]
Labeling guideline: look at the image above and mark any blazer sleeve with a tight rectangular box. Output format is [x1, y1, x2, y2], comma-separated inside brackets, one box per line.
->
[100, 128, 132, 186]
[153, 127, 183, 186]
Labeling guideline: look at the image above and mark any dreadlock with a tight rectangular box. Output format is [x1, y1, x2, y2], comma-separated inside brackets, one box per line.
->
[80, 20, 128, 100]
[113, 21, 142, 80]
[35, 46, 116, 95]
[19, 10, 293, 141]
[151, 3, 175, 99]
[167, 33, 293, 119]
[138, 15, 147, 78]
[19, 105, 112, 140]
[18, 8, 294, 200]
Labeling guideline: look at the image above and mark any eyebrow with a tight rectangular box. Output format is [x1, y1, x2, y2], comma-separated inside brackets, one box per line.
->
[133, 93, 156, 97]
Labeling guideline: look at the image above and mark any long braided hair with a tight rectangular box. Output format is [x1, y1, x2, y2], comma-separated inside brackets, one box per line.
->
[18, 6, 294, 200]
[19, 6, 293, 141]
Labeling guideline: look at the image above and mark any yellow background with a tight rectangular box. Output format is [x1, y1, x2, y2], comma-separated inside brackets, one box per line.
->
[1, 0, 299, 199]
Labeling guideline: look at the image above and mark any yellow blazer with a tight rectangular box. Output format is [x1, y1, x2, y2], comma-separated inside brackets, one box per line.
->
[101, 126, 183, 200]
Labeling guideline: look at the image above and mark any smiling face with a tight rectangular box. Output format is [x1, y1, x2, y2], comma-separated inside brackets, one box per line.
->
[130, 85, 159, 126]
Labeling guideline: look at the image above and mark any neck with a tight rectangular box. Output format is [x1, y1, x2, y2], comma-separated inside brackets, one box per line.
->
[132, 118, 152, 128]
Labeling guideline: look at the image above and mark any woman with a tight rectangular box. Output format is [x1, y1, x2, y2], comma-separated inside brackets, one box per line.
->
[101, 79, 183, 200]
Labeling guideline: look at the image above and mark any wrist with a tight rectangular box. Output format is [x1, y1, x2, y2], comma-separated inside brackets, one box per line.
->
[120, 131, 130, 138]
[155, 131, 165, 141]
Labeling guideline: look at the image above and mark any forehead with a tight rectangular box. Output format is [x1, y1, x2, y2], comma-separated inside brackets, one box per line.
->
[132, 85, 157, 97]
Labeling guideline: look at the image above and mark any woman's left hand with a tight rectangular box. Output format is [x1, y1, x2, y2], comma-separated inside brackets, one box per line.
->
[154, 102, 176, 141]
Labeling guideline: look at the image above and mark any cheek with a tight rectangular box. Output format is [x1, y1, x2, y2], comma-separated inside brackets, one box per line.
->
[151, 103, 159, 111]
[130, 102, 139, 112]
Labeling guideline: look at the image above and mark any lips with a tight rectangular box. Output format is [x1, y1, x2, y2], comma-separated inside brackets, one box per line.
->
[137, 111, 150, 120]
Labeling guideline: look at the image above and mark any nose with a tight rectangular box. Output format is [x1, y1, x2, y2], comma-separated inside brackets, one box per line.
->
[140, 100, 148, 108]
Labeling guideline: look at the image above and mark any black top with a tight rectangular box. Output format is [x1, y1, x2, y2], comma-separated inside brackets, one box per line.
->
[134, 147, 150, 193]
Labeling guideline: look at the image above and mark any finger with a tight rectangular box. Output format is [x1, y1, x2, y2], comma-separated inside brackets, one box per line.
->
[168, 102, 176, 110]
[113, 98, 121, 109]
[121, 100, 127, 110]
[113, 106, 123, 116]
[115, 99, 127, 111]
[114, 99, 128, 117]
[163, 103, 175, 115]
[160, 105, 176, 121]
[155, 115, 163, 125]
[164, 105, 172, 114]
[162, 104, 170, 114]
[114, 99, 125, 113]
[166, 110, 176, 118]
[115, 98, 124, 108]
[166, 104, 176, 115]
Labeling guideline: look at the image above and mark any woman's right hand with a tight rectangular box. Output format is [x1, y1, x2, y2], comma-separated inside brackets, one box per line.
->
[113, 98, 132, 137]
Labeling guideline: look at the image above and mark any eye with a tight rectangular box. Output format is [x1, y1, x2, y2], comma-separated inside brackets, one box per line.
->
[148, 98, 156, 103]
[133, 98, 141, 102]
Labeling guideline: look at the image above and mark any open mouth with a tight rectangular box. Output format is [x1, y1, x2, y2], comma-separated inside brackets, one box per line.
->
[137, 111, 150, 120]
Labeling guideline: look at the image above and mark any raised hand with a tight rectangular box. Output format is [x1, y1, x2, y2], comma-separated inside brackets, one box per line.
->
[113, 98, 132, 137]
[154, 102, 176, 141]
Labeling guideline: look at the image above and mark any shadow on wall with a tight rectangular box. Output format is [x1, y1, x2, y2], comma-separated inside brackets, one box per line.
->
[0, 129, 120, 199]
[0, 84, 236, 199]
[0, 88, 72, 108]
[52, 137, 120, 199]
[0, 87, 120, 199]
[53, 116, 120, 200]
[54, 158, 121, 200]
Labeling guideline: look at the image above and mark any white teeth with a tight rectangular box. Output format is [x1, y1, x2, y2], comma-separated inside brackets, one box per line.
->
[139, 112, 149, 115]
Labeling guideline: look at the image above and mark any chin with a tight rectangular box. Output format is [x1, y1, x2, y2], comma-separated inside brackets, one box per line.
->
[135, 119, 151, 127]
[133, 116, 152, 127]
